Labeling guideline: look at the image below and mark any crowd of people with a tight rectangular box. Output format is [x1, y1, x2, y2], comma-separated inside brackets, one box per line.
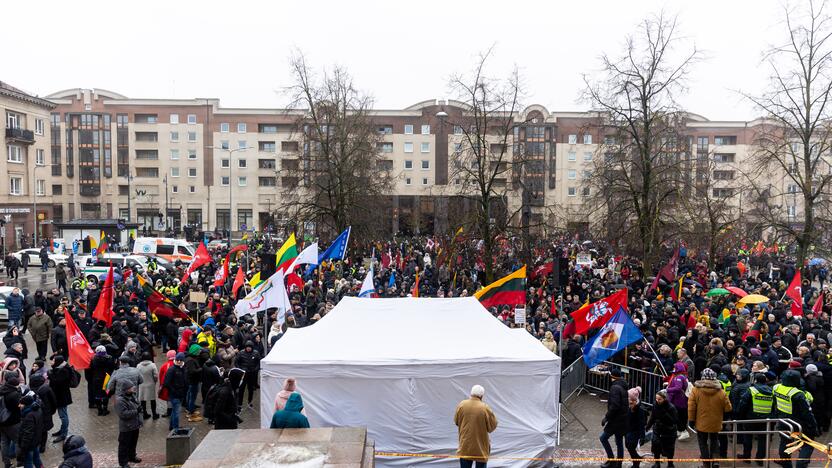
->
[0, 232, 829, 468]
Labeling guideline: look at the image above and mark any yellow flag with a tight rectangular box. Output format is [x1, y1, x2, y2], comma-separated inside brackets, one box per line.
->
[102, 373, 110, 391]
[248, 272, 261, 287]
[455, 226, 464, 236]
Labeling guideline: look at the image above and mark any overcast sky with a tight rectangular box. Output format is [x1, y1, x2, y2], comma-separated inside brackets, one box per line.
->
[3, 0, 789, 121]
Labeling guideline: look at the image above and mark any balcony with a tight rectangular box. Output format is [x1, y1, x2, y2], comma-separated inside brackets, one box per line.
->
[6, 127, 35, 144]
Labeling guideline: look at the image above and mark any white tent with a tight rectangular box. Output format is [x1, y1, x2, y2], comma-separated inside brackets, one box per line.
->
[260, 297, 560, 467]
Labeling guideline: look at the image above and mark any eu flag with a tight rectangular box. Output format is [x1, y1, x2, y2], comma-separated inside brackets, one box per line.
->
[305, 227, 352, 276]
[582, 307, 643, 368]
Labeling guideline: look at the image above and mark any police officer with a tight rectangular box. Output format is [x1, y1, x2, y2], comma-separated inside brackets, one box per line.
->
[738, 373, 773, 465]
[773, 370, 818, 468]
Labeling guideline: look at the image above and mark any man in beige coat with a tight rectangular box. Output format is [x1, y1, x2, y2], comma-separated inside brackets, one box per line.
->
[454, 385, 497, 468]
[688, 368, 732, 468]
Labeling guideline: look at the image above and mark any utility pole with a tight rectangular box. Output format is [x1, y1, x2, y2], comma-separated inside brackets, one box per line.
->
[164, 175, 169, 232]
[127, 171, 133, 222]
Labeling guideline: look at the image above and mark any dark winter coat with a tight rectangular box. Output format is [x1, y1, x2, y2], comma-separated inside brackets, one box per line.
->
[116, 391, 143, 432]
[163, 365, 188, 400]
[234, 348, 261, 374]
[17, 403, 43, 452]
[646, 400, 679, 438]
[89, 354, 116, 399]
[213, 382, 239, 430]
[26, 313, 52, 342]
[58, 435, 93, 468]
[603, 378, 630, 435]
[201, 361, 222, 402]
[51, 325, 68, 358]
[30, 375, 56, 431]
[0, 383, 22, 427]
[5, 292, 23, 323]
[48, 363, 74, 408]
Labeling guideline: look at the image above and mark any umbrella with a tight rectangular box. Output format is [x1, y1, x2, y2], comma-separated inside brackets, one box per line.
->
[684, 278, 703, 288]
[738, 294, 769, 305]
[706, 288, 730, 297]
[726, 286, 748, 298]
[808, 257, 827, 267]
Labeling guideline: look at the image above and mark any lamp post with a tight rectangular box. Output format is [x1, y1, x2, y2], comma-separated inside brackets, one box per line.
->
[206, 145, 254, 246]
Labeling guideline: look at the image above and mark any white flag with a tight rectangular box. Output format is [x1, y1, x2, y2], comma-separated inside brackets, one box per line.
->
[286, 242, 319, 273]
[358, 267, 375, 298]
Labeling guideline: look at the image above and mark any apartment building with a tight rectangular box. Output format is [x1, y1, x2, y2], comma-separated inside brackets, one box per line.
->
[0, 82, 56, 251]
[35, 87, 802, 241]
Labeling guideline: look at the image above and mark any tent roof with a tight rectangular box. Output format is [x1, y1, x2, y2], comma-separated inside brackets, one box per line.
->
[264, 297, 559, 366]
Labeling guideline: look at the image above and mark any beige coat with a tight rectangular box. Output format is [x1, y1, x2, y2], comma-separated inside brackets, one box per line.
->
[454, 397, 497, 460]
[688, 379, 732, 433]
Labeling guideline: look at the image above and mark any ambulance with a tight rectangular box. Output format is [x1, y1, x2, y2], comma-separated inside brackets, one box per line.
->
[132, 237, 195, 262]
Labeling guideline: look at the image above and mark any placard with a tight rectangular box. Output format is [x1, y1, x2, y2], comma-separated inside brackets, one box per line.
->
[514, 306, 526, 324]
[576, 252, 592, 266]
[188, 291, 207, 304]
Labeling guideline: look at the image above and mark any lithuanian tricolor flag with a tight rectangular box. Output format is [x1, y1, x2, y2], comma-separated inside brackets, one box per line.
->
[275, 233, 298, 272]
[474, 266, 526, 308]
[719, 307, 732, 325]
[98, 231, 108, 256]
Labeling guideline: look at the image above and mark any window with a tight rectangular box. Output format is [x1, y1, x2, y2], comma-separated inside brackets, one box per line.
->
[259, 124, 278, 134]
[405, 177, 412, 185]
[713, 188, 735, 198]
[259, 159, 276, 169]
[421, 160, 430, 170]
[404, 160, 413, 169]
[421, 142, 430, 153]
[238, 209, 253, 230]
[281, 141, 299, 152]
[377, 160, 393, 171]
[567, 169, 577, 180]
[378, 142, 393, 153]
[135, 114, 158, 124]
[404, 124, 413, 135]
[220, 140, 229, 150]
[237, 123, 247, 133]
[583, 134, 592, 145]
[220, 123, 229, 133]
[7, 145, 22, 162]
[238, 176, 247, 186]
[421, 124, 430, 135]
[714, 136, 737, 146]
[583, 152, 593, 162]
[713, 170, 735, 180]
[567, 151, 576, 162]
[170, 149, 180, 160]
[189, 186, 196, 193]
[787, 205, 797, 217]
[171, 167, 180, 177]
[567, 187, 576, 196]
[221, 159, 230, 168]
[582, 186, 591, 197]
[604, 136, 617, 145]
[422, 177, 429, 185]
[9, 177, 22, 195]
[118, 185, 129, 196]
[238, 159, 247, 168]
[188, 131, 197, 142]
[377, 125, 393, 135]
[36, 180, 45, 196]
[34, 119, 44, 135]
[787, 184, 799, 193]
[404, 142, 414, 153]
[52, 185, 62, 195]
[6, 112, 21, 129]
[188, 149, 197, 160]
[237, 140, 247, 149]
[453, 125, 463, 135]
[170, 131, 179, 142]
[36, 149, 45, 166]
[259, 176, 276, 187]
[714, 153, 735, 163]
[221, 176, 229, 186]
[170, 114, 179, 124]
[187, 114, 197, 124]
[188, 168, 197, 177]
[135, 167, 159, 177]
[454, 143, 462, 153]
[568, 134, 577, 144]
[171, 185, 179, 193]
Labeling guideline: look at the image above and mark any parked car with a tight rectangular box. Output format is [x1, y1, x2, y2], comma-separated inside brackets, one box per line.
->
[0, 286, 27, 323]
[207, 240, 227, 253]
[12, 249, 68, 267]
[79, 253, 160, 281]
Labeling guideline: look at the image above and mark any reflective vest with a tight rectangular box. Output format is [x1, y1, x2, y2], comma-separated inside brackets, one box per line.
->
[749, 387, 773, 415]
[721, 380, 732, 397]
[802, 390, 814, 404]
[773, 384, 800, 415]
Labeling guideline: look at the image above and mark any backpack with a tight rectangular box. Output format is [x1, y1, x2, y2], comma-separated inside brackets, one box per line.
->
[0, 395, 10, 424]
[68, 367, 81, 388]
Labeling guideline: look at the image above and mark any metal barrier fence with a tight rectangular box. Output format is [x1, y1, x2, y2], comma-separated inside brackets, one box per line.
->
[689, 418, 803, 468]
[583, 361, 664, 407]
[559, 358, 586, 403]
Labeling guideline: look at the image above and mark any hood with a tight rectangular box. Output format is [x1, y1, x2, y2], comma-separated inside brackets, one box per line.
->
[29, 374, 45, 390]
[284, 392, 304, 413]
[2, 357, 20, 370]
[781, 369, 801, 387]
[203, 317, 216, 328]
[694, 379, 724, 392]
[282, 378, 297, 392]
[63, 435, 86, 455]
[673, 362, 687, 374]
[181, 329, 193, 342]
[227, 368, 245, 388]
[188, 344, 202, 356]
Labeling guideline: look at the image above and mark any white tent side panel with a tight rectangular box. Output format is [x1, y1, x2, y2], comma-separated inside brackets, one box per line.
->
[260, 297, 561, 467]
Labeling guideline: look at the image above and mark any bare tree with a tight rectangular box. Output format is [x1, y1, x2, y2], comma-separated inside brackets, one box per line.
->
[583, 13, 699, 273]
[745, 0, 832, 268]
[281, 52, 394, 239]
[447, 48, 525, 283]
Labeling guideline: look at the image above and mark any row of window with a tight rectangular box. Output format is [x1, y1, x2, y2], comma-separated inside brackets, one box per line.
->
[5, 112, 45, 135]
[7, 145, 46, 165]
[135, 114, 199, 125]
[403, 160, 430, 170]
[568, 134, 739, 146]
[376, 124, 432, 135]
[168, 131, 199, 142]
[403, 177, 431, 186]
[378, 142, 432, 153]
[8, 178, 46, 196]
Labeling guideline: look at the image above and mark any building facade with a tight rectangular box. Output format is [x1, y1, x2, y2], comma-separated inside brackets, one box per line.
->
[1, 82, 56, 251]
[23, 86, 803, 242]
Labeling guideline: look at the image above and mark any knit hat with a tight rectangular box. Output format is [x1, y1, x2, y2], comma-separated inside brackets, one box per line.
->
[628, 386, 642, 403]
[750, 348, 762, 357]
[95, 345, 106, 354]
[657, 389, 668, 399]
[805, 364, 818, 374]
[175, 352, 186, 362]
[166, 350, 176, 360]
[701, 368, 718, 380]
[788, 360, 803, 369]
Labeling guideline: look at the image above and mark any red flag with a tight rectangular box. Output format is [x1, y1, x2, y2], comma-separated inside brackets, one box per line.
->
[215, 244, 248, 288]
[531, 262, 554, 280]
[231, 267, 246, 298]
[786, 271, 803, 316]
[812, 292, 824, 315]
[92, 266, 115, 326]
[181, 242, 212, 282]
[550, 293, 557, 316]
[65, 310, 93, 370]
[569, 288, 629, 336]
[285, 272, 304, 292]
[649, 247, 680, 292]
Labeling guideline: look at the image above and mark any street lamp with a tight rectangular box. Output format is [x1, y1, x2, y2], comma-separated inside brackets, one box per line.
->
[206, 145, 255, 246]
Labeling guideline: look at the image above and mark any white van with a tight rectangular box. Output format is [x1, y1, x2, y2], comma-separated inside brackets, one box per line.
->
[132, 237, 195, 262]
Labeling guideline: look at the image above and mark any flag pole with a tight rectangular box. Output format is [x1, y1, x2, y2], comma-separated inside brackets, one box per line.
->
[643, 338, 668, 377]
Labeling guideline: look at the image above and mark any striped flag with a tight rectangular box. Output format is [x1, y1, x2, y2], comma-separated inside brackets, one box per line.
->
[474, 266, 527, 309]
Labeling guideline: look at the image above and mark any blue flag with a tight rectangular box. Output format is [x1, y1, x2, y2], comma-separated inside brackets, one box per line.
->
[305, 227, 351, 276]
[388, 270, 396, 288]
[582, 307, 643, 368]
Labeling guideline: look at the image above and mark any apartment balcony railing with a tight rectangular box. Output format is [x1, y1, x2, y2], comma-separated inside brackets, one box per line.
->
[5, 127, 35, 144]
